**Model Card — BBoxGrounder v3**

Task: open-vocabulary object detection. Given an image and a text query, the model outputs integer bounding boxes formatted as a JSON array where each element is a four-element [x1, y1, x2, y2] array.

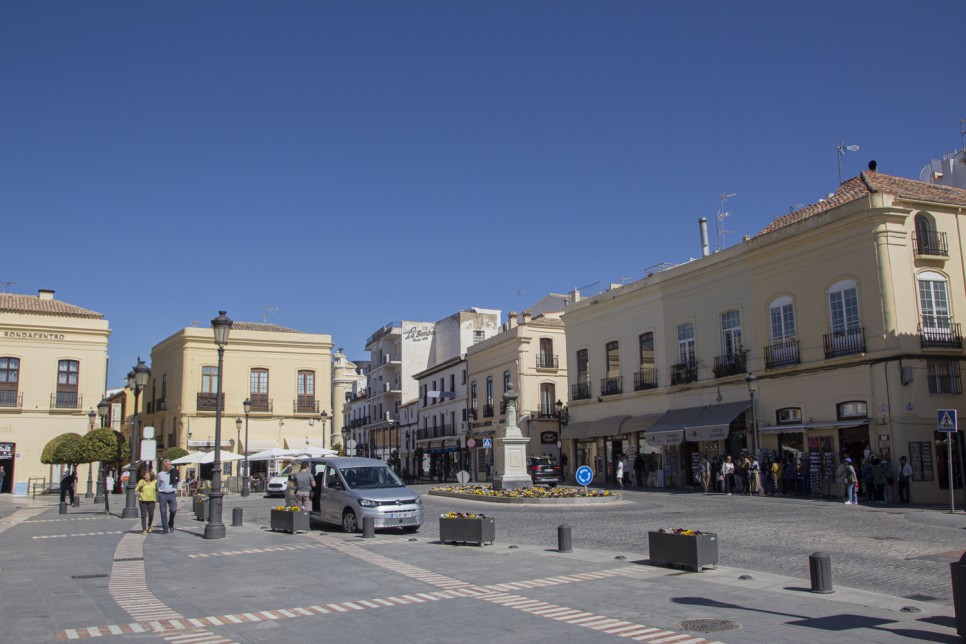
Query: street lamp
[[241, 398, 251, 497], [205, 310, 233, 540], [85, 409, 96, 498], [555, 399, 569, 479], [95, 398, 110, 504], [320, 410, 329, 446], [122, 357, 151, 519], [235, 417, 242, 494], [746, 373, 759, 458]]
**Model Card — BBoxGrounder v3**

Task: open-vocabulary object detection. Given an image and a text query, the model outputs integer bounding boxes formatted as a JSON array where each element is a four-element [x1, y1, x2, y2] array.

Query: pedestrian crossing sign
[[482, 438, 493, 449], [938, 409, 958, 432]]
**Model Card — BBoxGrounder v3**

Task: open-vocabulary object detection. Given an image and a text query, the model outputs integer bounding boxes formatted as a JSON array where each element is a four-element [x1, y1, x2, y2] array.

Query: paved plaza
[[0, 486, 962, 643]]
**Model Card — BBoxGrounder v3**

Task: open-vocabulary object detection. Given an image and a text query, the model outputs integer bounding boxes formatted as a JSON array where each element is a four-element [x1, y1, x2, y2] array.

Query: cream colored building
[[466, 311, 569, 481], [0, 289, 110, 494], [331, 348, 365, 448], [141, 320, 332, 479], [563, 170, 966, 503]]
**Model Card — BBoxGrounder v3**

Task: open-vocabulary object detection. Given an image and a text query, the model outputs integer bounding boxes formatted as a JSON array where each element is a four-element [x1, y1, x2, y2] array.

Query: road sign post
[[939, 409, 959, 513], [575, 465, 593, 497]]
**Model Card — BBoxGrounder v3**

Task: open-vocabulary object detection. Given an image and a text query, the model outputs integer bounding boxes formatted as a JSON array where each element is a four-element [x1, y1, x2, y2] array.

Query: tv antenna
[[575, 281, 600, 296], [1, 281, 16, 293], [514, 289, 527, 311], [837, 141, 861, 184], [262, 306, 278, 323], [716, 193, 736, 251]]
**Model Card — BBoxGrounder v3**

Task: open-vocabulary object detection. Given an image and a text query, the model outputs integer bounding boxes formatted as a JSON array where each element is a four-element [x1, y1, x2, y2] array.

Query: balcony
[[196, 392, 225, 412], [670, 361, 698, 385], [920, 321, 964, 349], [600, 377, 623, 396], [294, 397, 320, 414], [349, 416, 370, 428], [571, 382, 591, 401], [764, 338, 800, 369], [51, 392, 82, 410], [713, 351, 747, 378], [633, 369, 658, 391], [467, 407, 478, 420], [536, 354, 559, 369], [0, 391, 22, 408], [483, 404, 494, 418], [824, 327, 865, 359], [248, 395, 273, 413], [913, 230, 949, 257], [536, 404, 560, 418]]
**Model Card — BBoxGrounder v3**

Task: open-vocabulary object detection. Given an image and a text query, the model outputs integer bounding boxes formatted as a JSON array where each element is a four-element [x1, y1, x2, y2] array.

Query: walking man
[[157, 459, 180, 534], [896, 455, 912, 503], [294, 462, 314, 510]]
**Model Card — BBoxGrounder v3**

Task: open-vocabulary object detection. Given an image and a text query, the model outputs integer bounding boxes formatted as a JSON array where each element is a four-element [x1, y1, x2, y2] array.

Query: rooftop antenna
[[262, 306, 278, 323], [789, 203, 804, 213], [716, 192, 736, 252], [960, 118, 965, 151], [1, 281, 16, 293], [575, 281, 600, 296], [514, 289, 527, 311], [837, 141, 861, 184]]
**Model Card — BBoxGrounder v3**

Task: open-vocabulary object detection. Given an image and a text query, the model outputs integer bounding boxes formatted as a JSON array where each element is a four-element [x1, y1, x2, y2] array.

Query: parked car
[[526, 456, 561, 487], [265, 464, 294, 497], [305, 457, 423, 533]]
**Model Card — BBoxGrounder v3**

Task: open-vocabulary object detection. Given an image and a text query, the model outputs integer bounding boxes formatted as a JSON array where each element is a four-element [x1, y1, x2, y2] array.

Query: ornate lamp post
[[241, 398, 251, 497], [555, 399, 570, 480], [122, 358, 151, 519], [746, 373, 759, 458], [235, 417, 243, 493], [320, 410, 329, 446], [204, 310, 232, 540], [85, 408, 97, 498], [94, 398, 110, 503]]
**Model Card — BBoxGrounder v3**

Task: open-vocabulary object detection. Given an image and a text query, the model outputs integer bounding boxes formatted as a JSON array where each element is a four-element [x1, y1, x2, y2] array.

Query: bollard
[[809, 552, 834, 594], [59, 502, 68, 514], [362, 516, 375, 539], [557, 524, 573, 553], [72, 497, 81, 507], [232, 507, 243, 527], [951, 552, 966, 637]]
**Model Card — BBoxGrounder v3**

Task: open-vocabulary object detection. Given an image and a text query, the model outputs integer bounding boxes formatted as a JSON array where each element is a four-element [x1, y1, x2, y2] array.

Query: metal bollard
[[72, 497, 81, 507], [362, 516, 375, 539], [557, 524, 573, 553], [59, 502, 68, 514], [951, 552, 966, 637], [232, 507, 243, 527], [809, 552, 834, 594]]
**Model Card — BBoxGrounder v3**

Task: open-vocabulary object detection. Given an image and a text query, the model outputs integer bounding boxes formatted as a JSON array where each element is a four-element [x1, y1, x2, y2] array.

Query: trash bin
[[952, 552, 966, 637]]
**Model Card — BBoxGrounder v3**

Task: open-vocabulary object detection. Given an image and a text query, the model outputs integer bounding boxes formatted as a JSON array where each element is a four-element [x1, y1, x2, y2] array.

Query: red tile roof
[[759, 172, 966, 237], [0, 293, 103, 319], [231, 322, 300, 333]]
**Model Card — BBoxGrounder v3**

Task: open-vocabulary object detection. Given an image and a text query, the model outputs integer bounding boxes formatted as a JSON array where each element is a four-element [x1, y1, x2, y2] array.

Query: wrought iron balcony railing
[[713, 351, 747, 378], [823, 327, 865, 359], [196, 392, 224, 412], [0, 391, 22, 408], [536, 354, 559, 369], [670, 361, 697, 385], [294, 397, 319, 414], [920, 321, 964, 349], [764, 338, 799, 369], [600, 377, 623, 396], [51, 392, 82, 410], [633, 369, 658, 391], [571, 382, 591, 401], [913, 230, 949, 257]]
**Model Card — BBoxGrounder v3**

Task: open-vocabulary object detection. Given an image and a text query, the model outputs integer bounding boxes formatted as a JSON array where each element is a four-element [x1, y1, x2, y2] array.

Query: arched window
[[914, 213, 947, 256], [918, 271, 951, 332], [828, 280, 860, 334], [769, 296, 796, 340]]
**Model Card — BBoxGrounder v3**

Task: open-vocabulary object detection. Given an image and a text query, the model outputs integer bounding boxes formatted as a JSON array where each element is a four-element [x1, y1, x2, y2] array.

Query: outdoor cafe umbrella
[[196, 450, 245, 464], [246, 447, 293, 462], [170, 451, 206, 465]]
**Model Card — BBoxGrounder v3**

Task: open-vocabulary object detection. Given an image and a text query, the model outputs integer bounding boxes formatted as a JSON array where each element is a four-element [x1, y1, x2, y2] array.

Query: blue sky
[[3, 1, 965, 386]]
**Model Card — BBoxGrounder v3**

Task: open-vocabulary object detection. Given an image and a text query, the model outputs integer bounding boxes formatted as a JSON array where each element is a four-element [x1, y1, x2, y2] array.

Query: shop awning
[[562, 421, 592, 440], [758, 423, 806, 434], [621, 414, 663, 434], [565, 415, 631, 440], [646, 430, 684, 446], [759, 418, 870, 433], [684, 401, 751, 442], [647, 406, 704, 434]]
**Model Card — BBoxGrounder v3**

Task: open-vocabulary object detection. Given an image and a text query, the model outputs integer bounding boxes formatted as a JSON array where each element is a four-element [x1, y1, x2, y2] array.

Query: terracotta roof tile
[[231, 322, 301, 333], [0, 293, 103, 319]]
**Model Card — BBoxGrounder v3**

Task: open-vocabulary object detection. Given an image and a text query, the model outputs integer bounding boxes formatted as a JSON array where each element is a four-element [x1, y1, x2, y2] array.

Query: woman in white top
[[616, 456, 625, 490], [721, 456, 735, 495]]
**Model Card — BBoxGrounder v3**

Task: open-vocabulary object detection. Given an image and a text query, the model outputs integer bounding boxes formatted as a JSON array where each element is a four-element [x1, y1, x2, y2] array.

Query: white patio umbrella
[[288, 446, 338, 458], [170, 451, 207, 465], [246, 447, 293, 462], [196, 450, 245, 464]]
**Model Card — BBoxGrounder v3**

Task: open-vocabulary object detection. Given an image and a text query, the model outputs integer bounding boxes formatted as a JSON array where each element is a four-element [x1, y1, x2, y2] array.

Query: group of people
[[698, 452, 763, 495], [132, 459, 181, 534], [838, 454, 912, 505]]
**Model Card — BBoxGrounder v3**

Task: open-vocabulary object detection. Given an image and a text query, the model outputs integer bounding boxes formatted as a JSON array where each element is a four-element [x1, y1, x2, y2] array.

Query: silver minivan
[[306, 457, 423, 533]]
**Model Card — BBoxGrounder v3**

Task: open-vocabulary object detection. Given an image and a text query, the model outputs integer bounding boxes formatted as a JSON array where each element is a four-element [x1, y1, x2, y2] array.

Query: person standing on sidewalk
[[294, 462, 314, 510], [136, 471, 157, 534], [896, 456, 912, 503], [843, 458, 858, 504], [60, 467, 76, 504], [157, 459, 180, 534], [721, 456, 735, 495], [634, 452, 645, 489]]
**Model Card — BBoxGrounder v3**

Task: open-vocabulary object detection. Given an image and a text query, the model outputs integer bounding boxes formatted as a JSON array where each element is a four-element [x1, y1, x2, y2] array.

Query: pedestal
[[492, 434, 531, 490]]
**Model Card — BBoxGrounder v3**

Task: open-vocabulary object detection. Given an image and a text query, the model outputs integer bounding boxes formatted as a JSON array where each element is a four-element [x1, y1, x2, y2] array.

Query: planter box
[[271, 509, 310, 534], [647, 531, 718, 572], [193, 497, 209, 522], [439, 517, 495, 546]]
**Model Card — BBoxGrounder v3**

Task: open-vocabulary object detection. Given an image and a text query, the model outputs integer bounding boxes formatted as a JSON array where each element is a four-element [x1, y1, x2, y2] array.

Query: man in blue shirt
[[157, 459, 180, 534]]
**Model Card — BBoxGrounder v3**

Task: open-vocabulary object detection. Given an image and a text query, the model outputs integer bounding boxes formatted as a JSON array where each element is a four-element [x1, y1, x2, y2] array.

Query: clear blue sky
[[3, 1, 964, 387]]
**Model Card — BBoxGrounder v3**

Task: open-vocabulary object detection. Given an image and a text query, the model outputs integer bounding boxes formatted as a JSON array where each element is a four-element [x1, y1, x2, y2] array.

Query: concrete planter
[[270, 509, 310, 534], [193, 497, 209, 522], [439, 517, 495, 546], [648, 531, 718, 572]]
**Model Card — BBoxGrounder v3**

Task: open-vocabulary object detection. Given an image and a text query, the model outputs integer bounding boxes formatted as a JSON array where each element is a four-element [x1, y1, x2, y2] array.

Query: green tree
[[53, 433, 88, 465], [332, 441, 343, 456], [40, 433, 83, 464], [162, 447, 189, 462], [84, 429, 121, 463]]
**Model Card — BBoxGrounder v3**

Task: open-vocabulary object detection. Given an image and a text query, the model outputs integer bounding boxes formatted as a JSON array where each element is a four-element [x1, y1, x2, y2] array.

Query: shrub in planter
[[270, 506, 310, 534], [193, 496, 209, 522], [439, 512, 495, 546], [648, 528, 718, 572]]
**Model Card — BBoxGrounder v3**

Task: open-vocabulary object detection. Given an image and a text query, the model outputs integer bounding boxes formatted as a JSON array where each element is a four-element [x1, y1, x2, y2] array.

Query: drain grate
[[72, 574, 108, 580], [676, 618, 741, 633], [113, 557, 144, 562]]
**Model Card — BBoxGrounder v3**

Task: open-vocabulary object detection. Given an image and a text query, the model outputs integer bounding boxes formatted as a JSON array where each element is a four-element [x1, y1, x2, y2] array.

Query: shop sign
[[0, 442, 13, 459], [684, 425, 729, 442], [540, 431, 558, 444]]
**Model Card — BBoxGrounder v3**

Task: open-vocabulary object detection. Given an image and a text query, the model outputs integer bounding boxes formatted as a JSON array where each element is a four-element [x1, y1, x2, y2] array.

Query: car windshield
[[276, 465, 293, 478], [533, 458, 557, 466], [340, 466, 405, 489]]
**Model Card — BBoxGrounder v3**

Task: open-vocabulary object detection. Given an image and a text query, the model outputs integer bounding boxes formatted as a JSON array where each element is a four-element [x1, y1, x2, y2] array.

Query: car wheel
[[342, 509, 359, 533], [549, 483, 557, 488]]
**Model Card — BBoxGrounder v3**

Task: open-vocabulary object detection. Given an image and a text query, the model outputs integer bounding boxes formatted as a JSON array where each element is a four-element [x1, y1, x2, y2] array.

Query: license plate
[[388, 512, 413, 519]]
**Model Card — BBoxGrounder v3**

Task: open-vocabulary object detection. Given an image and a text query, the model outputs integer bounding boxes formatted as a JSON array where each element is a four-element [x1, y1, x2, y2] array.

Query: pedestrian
[[721, 456, 735, 495], [157, 459, 180, 534], [835, 458, 848, 501], [843, 458, 858, 504], [135, 471, 157, 534], [104, 471, 114, 513], [0, 464, 5, 493], [880, 457, 894, 503], [634, 452, 644, 488], [896, 456, 912, 502], [560, 452, 568, 481], [873, 457, 890, 504], [749, 455, 761, 495], [782, 459, 797, 496], [615, 454, 625, 490], [737, 453, 750, 494], [771, 459, 782, 495], [762, 458, 774, 495], [294, 462, 314, 510], [621, 454, 631, 487], [60, 467, 76, 504], [862, 458, 875, 502], [699, 455, 711, 493]]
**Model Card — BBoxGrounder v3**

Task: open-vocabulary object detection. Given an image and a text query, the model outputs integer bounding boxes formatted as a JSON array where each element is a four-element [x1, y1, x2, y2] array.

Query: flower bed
[[432, 485, 617, 499], [648, 529, 717, 572], [439, 512, 495, 546], [270, 506, 309, 534]]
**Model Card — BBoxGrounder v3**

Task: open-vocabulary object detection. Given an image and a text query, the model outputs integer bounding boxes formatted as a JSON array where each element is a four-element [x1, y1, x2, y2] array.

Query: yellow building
[[142, 320, 332, 480], [0, 289, 110, 494], [563, 171, 966, 503]]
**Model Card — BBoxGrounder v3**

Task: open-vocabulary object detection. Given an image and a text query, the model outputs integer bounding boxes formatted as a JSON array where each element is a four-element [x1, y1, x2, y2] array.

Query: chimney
[[699, 218, 710, 257], [868, 160, 877, 172], [570, 288, 581, 304], [507, 312, 518, 329], [521, 310, 532, 325], [38, 289, 55, 300]]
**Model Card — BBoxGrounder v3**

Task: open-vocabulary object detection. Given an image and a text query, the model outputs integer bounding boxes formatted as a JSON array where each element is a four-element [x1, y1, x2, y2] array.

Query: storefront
[[563, 415, 630, 484]]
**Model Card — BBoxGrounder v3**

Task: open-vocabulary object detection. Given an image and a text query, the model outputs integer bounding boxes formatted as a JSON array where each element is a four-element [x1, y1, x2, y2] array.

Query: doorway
[[0, 442, 13, 493]]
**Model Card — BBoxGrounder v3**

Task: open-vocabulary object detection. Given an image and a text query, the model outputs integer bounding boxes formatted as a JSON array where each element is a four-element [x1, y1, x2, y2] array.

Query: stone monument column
[[492, 383, 531, 490]]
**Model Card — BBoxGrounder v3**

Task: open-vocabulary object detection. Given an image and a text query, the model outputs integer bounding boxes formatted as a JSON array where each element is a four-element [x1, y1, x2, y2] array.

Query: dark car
[[526, 456, 561, 487]]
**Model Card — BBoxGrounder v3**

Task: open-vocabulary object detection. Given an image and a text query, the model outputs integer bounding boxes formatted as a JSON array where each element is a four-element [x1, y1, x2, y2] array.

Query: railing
[[920, 321, 964, 349], [0, 391, 22, 408], [417, 424, 458, 440], [536, 404, 561, 418], [713, 351, 747, 378], [536, 354, 559, 369], [633, 369, 658, 391], [294, 397, 319, 414], [51, 392, 82, 409], [571, 382, 591, 401], [824, 327, 865, 359], [467, 407, 478, 420], [197, 392, 224, 412], [483, 404, 494, 418], [600, 377, 623, 396], [670, 361, 697, 385], [349, 416, 370, 428], [157, 398, 166, 411], [764, 338, 799, 369], [248, 395, 273, 413], [913, 230, 949, 257]]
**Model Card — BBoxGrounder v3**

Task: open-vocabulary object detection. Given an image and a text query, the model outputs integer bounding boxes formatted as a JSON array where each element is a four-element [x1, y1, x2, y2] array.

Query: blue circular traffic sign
[[575, 465, 593, 486]]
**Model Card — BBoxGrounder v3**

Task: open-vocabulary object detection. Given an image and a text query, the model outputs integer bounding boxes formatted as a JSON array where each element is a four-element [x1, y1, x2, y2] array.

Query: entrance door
[[605, 439, 623, 484], [0, 442, 13, 493]]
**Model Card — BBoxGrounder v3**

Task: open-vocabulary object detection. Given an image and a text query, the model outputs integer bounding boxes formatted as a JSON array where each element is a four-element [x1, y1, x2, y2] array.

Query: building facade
[[0, 290, 110, 494], [563, 171, 966, 503]]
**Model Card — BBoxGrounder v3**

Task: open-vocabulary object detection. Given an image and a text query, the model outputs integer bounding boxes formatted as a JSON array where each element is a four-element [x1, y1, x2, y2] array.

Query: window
[[539, 383, 556, 417], [297, 370, 316, 413], [56, 359, 79, 408], [201, 366, 218, 393], [462, 369, 466, 385], [828, 280, 860, 334], [576, 349, 589, 383], [449, 373, 455, 392], [473, 330, 485, 344], [470, 381, 477, 415], [837, 401, 868, 419], [915, 213, 947, 256], [250, 368, 269, 411], [602, 341, 622, 395], [770, 297, 796, 340], [639, 333, 654, 370], [720, 310, 742, 355], [0, 357, 19, 407], [486, 376, 493, 404], [918, 271, 952, 332], [676, 323, 695, 365], [776, 408, 802, 424], [928, 360, 962, 395], [538, 338, 555, 368]]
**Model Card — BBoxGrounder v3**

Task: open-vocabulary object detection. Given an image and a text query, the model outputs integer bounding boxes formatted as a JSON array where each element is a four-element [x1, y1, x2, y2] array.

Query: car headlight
[[413, 497, 422, 505], [358, 499, 378, 507]]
